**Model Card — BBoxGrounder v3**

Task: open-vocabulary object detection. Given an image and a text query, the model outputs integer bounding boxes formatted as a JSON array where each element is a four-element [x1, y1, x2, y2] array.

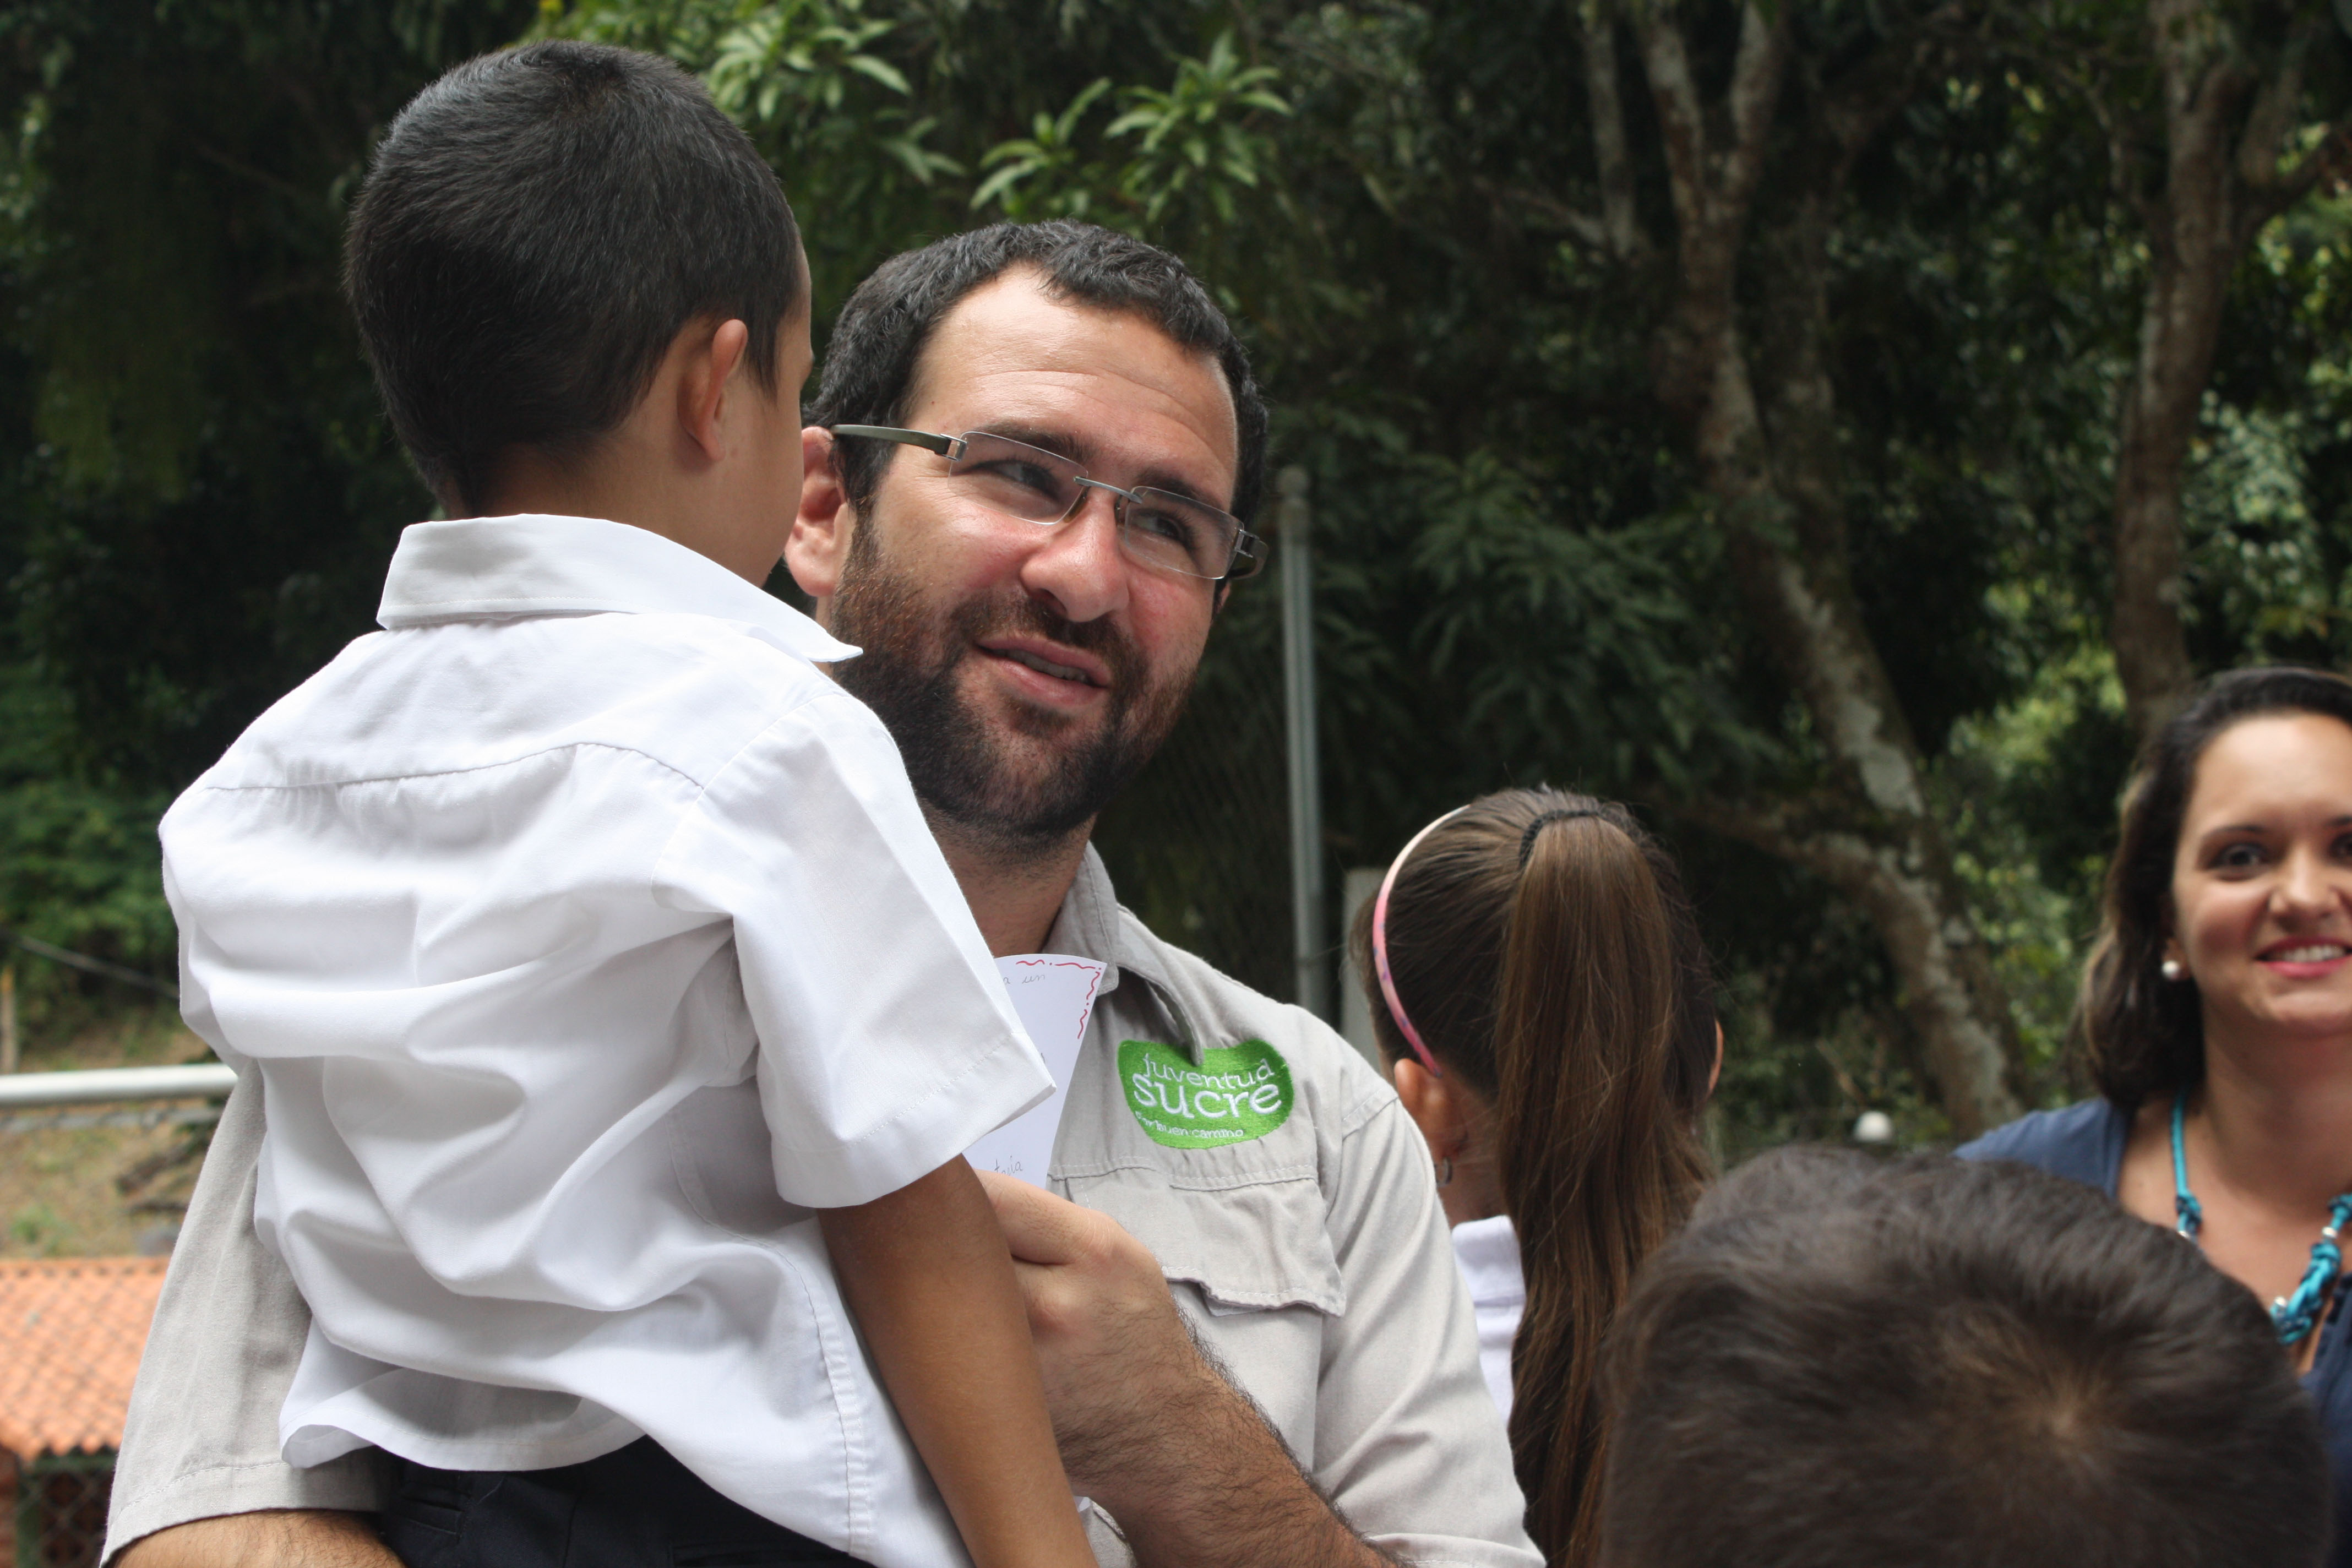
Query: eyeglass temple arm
[[827, 424, 960, 458]]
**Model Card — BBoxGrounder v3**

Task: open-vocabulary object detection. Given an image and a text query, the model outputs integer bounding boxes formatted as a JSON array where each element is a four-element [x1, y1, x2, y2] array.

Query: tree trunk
[[2105, 0, 2348, 738], [1621, 0, 2025, 1136], [2108, 0, 2247, 737]]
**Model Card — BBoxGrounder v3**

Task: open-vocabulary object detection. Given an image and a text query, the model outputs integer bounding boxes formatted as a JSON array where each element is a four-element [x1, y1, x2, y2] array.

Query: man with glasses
[[109, 222, 1537, 1568], [826, 425, 1261, 584]]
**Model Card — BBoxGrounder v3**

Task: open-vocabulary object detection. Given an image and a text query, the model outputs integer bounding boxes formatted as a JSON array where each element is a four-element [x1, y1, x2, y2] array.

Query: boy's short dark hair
[[805, 220, 1268, 527], [1600, 1148, 2331, 1568], [346, 40, 802, 513]]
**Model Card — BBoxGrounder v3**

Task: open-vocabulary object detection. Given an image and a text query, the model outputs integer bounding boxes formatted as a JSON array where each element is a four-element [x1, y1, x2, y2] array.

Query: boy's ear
[[786, 425, 853, 607], [677, 318, 750, 464]]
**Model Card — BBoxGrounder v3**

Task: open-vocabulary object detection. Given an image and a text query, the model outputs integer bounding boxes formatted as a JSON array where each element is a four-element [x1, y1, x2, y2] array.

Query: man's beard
[[827, 520, 1195, 853]]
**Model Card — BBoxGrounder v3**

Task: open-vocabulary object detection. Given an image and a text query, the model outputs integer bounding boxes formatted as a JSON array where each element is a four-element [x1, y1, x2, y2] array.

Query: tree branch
[[1678, 791, 1882, 896], [2266, 117, 2352, 207], [1816, 1, 1970, 178], [2003, 22, 2155, 234], [1719, 0, 1791, 216], [2236, 13, 2352, 238], [1635, 2, 1713, 235], [2235, 9, 2317, 193], [1580, 0, 1650, 260], [1475, 177, 1613, 252]]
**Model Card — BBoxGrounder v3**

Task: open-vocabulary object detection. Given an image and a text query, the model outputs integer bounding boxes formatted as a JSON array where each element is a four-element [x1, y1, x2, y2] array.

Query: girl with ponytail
[[1348, 787, 1718, 1567]]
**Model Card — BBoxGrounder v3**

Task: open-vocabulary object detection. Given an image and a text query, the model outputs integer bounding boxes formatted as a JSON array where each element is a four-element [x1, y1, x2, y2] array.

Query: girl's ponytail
[[1497, 814, 1708, 1564], [1349, 788, 1715, 1566]]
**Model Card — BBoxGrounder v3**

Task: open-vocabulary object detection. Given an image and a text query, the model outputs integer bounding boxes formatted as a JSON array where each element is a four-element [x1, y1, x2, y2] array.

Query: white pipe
[[0, 1063, 238, 1109]]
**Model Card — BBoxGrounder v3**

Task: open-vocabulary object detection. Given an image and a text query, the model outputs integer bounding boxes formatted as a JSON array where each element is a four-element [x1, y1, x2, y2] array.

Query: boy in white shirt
[[157, 40, 1095, 1568]]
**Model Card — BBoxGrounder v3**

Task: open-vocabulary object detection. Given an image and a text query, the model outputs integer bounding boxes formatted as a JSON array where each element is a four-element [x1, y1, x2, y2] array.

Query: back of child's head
[[1599, 1147, 2332, 1568], [345, 40, 802, 514], [1346, 787, 1716, 1563]]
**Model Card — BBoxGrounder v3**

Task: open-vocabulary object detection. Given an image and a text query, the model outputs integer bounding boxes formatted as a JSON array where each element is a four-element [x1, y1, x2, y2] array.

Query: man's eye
[[969, 459, 1064, 497], [1129, 505, 1196, 548]]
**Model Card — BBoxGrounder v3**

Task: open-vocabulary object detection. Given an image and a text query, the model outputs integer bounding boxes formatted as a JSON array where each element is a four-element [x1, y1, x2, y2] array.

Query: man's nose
[[1020, 486, 1130, 626]]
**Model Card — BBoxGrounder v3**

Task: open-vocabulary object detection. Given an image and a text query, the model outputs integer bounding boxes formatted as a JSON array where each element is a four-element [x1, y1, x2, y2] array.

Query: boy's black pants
[[378, 1435, 869, 1567]]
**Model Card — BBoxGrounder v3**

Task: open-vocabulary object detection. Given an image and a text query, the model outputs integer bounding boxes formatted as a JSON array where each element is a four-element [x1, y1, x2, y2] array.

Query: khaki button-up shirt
[[105, 848, 1539, 1568]]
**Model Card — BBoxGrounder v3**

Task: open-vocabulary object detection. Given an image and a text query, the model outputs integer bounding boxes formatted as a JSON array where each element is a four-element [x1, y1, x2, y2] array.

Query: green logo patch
[[1119, 1038, 1293, 1148]]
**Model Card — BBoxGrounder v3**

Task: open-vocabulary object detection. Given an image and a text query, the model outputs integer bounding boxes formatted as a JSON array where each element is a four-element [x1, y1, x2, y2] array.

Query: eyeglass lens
[[946, 431, 1239, 580]]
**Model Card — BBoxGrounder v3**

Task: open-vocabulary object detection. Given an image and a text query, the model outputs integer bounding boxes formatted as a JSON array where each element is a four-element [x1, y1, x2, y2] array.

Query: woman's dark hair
[[806, 220, 1268, 527], [2081, 666, 2352, 1108], [345, 41, 803, 514], [1346, 787, 1717, 1566]]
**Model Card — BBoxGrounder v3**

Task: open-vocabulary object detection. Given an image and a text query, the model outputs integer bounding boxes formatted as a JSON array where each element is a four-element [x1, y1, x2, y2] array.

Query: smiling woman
[[1961, 667, 2352, 1568]]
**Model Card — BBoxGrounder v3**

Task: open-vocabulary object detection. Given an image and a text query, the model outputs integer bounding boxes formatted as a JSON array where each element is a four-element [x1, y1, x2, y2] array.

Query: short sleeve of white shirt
[[656, 684, 1047, 1206]]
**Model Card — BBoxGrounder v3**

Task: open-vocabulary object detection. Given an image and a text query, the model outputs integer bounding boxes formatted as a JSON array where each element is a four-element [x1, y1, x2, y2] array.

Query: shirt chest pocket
[[1060, 1166, 1347, 1319]]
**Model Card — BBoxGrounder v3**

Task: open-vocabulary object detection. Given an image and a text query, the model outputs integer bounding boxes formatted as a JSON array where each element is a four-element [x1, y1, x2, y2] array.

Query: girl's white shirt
[[1450, 1214, 1524, 1420]]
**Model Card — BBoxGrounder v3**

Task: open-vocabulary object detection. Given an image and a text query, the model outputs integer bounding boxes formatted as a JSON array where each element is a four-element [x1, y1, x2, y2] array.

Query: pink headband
[[1371, 805, 1468, 1078]]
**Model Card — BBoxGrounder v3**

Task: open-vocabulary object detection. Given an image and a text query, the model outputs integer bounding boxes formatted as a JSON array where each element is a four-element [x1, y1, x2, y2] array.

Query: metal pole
[[1280, 466, 1326, 1020], [0, 1062, 237, 1109]]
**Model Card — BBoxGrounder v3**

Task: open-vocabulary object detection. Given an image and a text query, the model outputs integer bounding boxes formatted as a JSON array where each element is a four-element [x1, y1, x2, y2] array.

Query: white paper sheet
[[963, 954, 1107, 1187]]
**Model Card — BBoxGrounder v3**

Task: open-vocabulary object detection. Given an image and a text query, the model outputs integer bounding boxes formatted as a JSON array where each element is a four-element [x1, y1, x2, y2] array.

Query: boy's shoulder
[[199, 609, 862, 794]]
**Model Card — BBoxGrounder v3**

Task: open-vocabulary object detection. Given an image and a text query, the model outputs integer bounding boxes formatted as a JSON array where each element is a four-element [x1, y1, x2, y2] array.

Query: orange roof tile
[[0, 1257, 167, 1457]]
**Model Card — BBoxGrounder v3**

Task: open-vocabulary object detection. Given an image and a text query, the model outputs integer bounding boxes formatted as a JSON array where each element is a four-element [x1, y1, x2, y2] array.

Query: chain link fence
[[11, 1453, 112, 1568]]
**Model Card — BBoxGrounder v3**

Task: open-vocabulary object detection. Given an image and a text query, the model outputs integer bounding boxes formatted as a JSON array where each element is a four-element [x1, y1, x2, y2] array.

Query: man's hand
[[979, 1174, 1395, 1568], [113, 1510, 396, 1568], [976, 1170, 1208, 1504]]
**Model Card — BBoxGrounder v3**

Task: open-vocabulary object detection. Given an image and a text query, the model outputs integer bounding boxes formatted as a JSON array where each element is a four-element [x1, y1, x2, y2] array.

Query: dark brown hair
[[1599, 1147, 2331, 1568], [346, 41, 802, 513], [2079, 666, 2352, 1108], [1347, 787, 1716, 1565], [807, 220, 1268, 528]]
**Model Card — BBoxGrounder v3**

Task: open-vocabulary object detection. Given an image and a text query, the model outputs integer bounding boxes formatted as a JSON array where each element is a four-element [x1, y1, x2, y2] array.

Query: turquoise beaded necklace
[[2171, 1097, 2352, 1347]]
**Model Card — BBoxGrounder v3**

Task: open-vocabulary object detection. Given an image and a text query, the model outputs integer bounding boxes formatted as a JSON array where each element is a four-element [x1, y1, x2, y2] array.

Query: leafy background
[[1, 0, 2349, 1162]]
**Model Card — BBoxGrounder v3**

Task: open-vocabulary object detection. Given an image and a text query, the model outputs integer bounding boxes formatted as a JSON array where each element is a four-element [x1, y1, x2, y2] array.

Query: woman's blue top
[[1961, 1100, 2352, 1564]]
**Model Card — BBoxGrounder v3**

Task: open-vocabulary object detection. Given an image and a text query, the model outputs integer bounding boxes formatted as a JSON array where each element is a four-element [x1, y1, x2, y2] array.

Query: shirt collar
[[1450, 1215, 1525, 1307], [1047, 845, 1207, 1061], [377, 515, 857, 665], [1044, 845, 1130, 994]]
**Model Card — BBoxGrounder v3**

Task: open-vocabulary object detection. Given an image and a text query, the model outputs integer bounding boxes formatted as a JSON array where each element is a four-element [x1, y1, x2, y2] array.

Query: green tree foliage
[[5, 0, 2351, 1144], [0, 0, 536, 997]]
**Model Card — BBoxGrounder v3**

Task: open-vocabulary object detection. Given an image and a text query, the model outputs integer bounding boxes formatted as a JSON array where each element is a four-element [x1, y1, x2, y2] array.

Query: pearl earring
[[2161, 959, 2185, 982]]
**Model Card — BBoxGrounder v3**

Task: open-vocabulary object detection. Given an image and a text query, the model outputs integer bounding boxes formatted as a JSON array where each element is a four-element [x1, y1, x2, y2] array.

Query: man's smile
[[977, 635, 1112, 701]]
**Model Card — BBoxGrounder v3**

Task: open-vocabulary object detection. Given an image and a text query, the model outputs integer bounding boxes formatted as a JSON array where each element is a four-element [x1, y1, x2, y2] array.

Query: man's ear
[[786, 425, 853, 607], [676, 318, 750, 464]]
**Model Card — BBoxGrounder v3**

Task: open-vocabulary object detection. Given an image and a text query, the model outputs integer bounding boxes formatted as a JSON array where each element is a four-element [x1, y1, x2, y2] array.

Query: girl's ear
[[1393, 1057, 1474, 1163]]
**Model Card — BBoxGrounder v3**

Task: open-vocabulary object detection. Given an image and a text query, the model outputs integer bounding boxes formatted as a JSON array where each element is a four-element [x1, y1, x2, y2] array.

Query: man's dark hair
[[345, 40, 802, 513], [806, 220, 1267, 526], [1599, 1148, 2331, 1568]]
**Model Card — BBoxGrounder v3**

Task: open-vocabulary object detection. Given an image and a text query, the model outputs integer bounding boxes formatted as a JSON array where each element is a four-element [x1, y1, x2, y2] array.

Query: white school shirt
[[111, 844, 1544, 1568], [157, 515, 1053, 1568], [1451, 1215, 1524, 1419]]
